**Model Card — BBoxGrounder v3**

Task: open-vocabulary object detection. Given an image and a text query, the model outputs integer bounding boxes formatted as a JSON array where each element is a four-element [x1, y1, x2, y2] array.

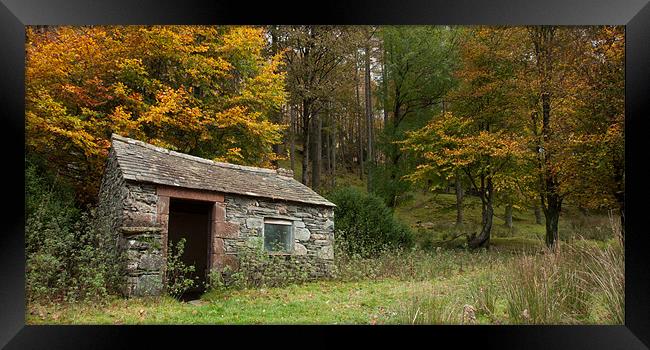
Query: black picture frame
[[1, 0, 649, 348]]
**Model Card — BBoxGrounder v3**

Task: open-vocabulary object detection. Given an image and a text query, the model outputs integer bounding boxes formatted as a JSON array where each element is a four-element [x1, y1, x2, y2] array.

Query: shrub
[[205, 269, 226, 292], [164, 238, 199, 299], [206, 239, 312, 292], [25, 159, 124, 303], [328, 187, 413, 257], [232, 241, 311, 289]]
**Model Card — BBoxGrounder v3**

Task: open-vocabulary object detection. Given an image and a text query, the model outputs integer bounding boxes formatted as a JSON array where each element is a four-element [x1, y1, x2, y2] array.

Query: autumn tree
[[26, 26, 287, 204], [520, 26, 625, 248], [566, 26, 625, 236], [401, 27, 528, 248]]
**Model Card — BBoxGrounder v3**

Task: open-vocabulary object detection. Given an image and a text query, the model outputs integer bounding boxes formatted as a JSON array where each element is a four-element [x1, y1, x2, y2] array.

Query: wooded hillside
[[26, 25, 624, 249]]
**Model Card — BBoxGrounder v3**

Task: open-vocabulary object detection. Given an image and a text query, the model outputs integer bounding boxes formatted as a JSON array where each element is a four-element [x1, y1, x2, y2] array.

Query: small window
[[264, 219, 293, 253], [263, 219, 293, 253]]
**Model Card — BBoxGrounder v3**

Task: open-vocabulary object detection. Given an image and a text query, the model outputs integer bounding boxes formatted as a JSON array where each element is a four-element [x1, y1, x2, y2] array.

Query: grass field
[[28, 279, 451, 325], [28, 243, 622, 325], [27, 168, 622, 325]]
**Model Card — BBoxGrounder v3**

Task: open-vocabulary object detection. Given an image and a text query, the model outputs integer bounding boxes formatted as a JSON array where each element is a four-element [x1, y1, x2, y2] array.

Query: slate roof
[[110, 134, 335, 207]]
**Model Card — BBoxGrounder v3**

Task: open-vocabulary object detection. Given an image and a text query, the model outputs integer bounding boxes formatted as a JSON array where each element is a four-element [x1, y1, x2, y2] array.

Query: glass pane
[[264, 223, 292, 252]]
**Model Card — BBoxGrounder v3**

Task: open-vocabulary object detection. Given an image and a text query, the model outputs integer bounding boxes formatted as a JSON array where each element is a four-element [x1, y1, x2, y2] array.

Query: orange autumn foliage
[[26, 26, 287, 204]]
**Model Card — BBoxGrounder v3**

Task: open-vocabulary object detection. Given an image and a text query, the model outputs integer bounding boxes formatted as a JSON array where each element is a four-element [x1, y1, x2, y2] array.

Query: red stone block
[[212, 237, 225, 255], [212, 202, 226, 222], [214, 221, 240, 238], [210, 254, 240, 272], [157, 195, 170, 215], [157, 186, 224, 202], [211, 252, 224, 270], [157, 213, 169, 228]]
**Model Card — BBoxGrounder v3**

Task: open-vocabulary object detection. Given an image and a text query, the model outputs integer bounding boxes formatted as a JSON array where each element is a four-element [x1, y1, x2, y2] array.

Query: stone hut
[[98, 134, 336, 297]]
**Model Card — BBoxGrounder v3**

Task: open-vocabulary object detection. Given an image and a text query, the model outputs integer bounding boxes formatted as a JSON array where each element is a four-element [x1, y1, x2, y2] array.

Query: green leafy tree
[[376, 26, 459, 206], [401, 27, 529, 248]]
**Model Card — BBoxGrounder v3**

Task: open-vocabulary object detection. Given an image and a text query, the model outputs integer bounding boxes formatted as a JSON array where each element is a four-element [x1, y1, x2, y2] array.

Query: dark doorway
[[167, 198, 212, 299]]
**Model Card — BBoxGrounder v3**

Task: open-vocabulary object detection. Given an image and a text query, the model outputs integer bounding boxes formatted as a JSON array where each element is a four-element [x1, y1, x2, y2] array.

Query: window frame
[[262, 218, 294, 255]]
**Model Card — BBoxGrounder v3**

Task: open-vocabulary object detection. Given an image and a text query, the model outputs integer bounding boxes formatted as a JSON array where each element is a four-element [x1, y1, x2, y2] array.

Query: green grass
[[28, 240, 622, 325], [27, 279, 462, 325], [28, 247, 506, 325]]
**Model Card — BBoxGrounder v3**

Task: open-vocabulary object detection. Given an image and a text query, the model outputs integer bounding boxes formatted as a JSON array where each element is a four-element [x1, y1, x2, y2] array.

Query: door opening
[[167, 198, 212, 300]]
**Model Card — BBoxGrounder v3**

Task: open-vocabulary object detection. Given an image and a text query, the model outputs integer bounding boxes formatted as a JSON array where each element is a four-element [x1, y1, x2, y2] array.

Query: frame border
[[1, 0, 649, 348]]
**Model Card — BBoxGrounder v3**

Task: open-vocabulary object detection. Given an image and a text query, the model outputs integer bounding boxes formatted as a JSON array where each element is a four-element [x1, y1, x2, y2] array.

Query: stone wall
[[99, 153, 335, 296], [119, 181, 163, 296], [98, 154, 164, 297], [120, 226, 164, 296], [97, 148, 128, 235], [220, 194, 336, 280]]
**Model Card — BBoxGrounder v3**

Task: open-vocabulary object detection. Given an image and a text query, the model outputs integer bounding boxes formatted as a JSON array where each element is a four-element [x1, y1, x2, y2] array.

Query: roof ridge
[[109, 133, 336, 207], [111, 134, 277, 175]]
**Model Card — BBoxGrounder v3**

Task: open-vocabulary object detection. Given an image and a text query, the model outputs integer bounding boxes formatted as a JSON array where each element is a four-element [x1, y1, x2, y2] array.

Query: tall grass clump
[[335, 244, 506, 282], [502, 225, 624, 324], [579, 240, 624, 323], [468, 274, 500, 321], [502, 252, 585, 324], [573, 214, 624, 324], [328, 187, 413, 257], [389, 292, 458, 324]]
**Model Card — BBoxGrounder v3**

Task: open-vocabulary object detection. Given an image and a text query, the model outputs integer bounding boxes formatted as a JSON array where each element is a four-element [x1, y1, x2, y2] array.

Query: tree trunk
[[542, 92, 562, 248], [382, 43, 389, 129], [331, 121, 337, 188], [469, 176, 493, 249], [531, 27, 563, 249], [534, 203, 543, 225], [269, 28, 281, 166], [365, 44, 373, 192], [505, 202, 513, 229], [301, 101, 310, 186], [455, 169, 464, 226], [365, 44, 373, 165], [355, 51, 363, 180], [618, 198, 624, 244], [469, 202, 493, 249], [289, 105, 296, 172], [544, 193, 562, 249], [541, 89, 563, 249], [323, 111, 330, 177], [614, 166, 624, 243], [311, 112, 322, 191], [301, 130, 309, 185]]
